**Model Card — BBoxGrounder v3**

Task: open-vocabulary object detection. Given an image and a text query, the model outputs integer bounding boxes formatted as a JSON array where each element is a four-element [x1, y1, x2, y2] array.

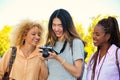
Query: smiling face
[[52, 17, 63, 40], [24, 26, 41, 47], [93, 24, 110, 47]]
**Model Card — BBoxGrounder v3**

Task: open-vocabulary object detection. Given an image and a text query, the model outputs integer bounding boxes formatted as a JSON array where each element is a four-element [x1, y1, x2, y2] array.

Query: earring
[[22, 39, 25, 45]]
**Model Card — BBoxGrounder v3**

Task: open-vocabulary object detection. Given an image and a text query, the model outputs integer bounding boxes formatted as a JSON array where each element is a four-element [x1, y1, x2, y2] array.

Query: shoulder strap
[[115, 48, 120, 78], [59, 40, 67, 53], [8, 47, 17, 74], [71, 39, 73, 55], [71, 39, 84, 80]]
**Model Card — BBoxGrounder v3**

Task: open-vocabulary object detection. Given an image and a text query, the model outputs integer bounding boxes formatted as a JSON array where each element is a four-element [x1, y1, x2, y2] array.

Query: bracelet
[[61, 59, 65, 65]]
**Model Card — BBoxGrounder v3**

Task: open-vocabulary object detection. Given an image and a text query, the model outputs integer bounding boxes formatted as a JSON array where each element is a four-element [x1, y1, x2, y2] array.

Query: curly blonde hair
[[11, 19, 44, 46]]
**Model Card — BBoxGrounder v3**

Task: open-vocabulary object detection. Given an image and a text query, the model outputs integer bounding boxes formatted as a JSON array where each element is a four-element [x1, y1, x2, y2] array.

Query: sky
[[0, 0, 120, 30]]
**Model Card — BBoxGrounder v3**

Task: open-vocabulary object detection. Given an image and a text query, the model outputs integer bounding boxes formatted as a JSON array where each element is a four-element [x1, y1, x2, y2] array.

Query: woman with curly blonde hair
[[0, 20, 48, 80]]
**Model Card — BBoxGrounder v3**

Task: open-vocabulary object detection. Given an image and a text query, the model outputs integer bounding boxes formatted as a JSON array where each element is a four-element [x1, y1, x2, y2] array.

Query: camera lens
[[42, 49, 50, 58], [39, 46, 56, 58]]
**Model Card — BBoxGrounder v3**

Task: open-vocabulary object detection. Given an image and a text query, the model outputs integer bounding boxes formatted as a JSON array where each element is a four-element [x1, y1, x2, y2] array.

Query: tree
[[83, 15, 102, 62], [0, 25, 12, 57]]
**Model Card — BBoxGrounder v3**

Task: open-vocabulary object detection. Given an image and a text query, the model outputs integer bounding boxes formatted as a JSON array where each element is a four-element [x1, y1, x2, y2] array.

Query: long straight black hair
[[46, 9, 84, 47]]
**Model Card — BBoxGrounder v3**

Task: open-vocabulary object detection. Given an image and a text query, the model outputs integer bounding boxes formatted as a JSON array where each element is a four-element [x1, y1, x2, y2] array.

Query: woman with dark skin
[[86, 16, 120, 80]]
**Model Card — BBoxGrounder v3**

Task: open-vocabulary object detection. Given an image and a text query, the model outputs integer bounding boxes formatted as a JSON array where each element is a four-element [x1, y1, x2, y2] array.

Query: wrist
[[61, 59, 65, 65]]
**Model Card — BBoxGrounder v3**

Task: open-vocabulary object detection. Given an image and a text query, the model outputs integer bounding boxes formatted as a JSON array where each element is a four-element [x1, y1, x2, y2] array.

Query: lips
[[55, 31, 61, 35], [93, 40, 98, 45], [33, 39, 39, 43], [93, 40, 97, 43]]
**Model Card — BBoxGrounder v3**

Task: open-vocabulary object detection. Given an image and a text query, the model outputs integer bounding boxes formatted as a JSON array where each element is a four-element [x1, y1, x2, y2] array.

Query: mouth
[[34, 39, 39, 43], [55, 31, 61, 35], [93, 40, 97, 44]]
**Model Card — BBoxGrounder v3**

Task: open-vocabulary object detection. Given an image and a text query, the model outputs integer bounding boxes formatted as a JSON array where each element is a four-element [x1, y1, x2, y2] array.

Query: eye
[[52, 23, 62, 27], [32, 33, 35, 35], [92, 32, 100, 36], [38, 34, 40, 37], [58, 24, 62, 27], [52, 23, 56, 27], [96, 33, 100, 36]]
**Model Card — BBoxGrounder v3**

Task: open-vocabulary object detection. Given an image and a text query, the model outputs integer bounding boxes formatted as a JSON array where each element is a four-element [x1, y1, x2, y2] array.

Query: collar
[[107, 44, 118, 55], [16, 46, 39, 59]]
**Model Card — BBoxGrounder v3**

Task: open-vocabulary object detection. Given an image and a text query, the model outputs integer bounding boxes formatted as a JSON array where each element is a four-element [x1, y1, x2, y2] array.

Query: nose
[[35, 34, 40, 39], [92, 34, 96, 40], [53, 25, 60, 31], [54, 26, 59, 31]]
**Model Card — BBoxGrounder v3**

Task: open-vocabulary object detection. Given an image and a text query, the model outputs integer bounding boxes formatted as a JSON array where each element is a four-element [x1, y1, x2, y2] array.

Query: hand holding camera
[[39, 46, 58, 58]]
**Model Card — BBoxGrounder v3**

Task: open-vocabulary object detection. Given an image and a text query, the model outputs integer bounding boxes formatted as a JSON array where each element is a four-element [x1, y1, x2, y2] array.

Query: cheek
[[98, 37, 107, 46], [25, 34, 33, 41], [59, 27, 63, 32], [60, 30, 63, 34], [98, 37, 105, 43]]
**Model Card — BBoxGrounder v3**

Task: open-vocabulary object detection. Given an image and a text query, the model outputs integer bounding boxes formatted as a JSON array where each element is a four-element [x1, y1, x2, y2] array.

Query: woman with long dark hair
[[40, 9, 85, 80], [86, 16, 120, 80]]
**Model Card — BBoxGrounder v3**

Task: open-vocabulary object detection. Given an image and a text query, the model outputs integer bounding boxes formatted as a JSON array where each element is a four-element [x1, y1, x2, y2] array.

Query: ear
[[23, 36, 26, 40], [23, 33, 27, 39], [105, 34, 110, 41]]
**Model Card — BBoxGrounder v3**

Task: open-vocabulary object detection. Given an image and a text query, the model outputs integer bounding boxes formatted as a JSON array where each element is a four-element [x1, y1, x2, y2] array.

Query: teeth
[[56, 32, 60, 34], [56, 32, 60, 35], [34, 40, 38, 42], [93, 40, 97, 43]]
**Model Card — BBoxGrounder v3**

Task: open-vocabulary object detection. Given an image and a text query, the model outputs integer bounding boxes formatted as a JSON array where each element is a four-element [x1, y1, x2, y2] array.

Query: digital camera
[[40, 46, 58, 58]]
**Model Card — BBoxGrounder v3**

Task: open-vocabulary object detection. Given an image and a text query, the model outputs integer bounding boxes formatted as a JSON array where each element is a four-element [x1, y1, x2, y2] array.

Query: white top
[[86, 44, 120, 80]]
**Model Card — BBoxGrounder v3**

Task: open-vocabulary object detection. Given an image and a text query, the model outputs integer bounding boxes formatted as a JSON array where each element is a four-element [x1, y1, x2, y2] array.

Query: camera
[[39, 46, 58, 58]]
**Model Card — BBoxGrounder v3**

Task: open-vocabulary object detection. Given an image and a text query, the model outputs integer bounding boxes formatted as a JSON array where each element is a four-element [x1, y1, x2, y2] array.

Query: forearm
[[39, 60, 48, 80], [0, 61, 5, 80], [55, 56, 83, 78], [0, 76, 2, 80]]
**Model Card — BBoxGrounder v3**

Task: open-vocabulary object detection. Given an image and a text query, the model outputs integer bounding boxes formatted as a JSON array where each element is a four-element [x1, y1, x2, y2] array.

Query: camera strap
[[59, 40, 67, 54]]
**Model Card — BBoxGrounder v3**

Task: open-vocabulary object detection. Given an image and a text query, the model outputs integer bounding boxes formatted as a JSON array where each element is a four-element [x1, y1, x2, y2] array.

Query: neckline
[[96, 52, 107, 80]]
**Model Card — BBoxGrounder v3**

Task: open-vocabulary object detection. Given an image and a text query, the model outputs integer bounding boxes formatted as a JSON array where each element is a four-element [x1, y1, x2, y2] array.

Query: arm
[[0, 48, 12, 79], [39, 60, 48, 80], [48, 39, 84, 78], [55, 56, 83, 78]]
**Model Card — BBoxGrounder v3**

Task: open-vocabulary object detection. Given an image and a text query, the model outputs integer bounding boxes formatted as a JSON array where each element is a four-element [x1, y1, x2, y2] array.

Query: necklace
[[96, 52, 107, 80]]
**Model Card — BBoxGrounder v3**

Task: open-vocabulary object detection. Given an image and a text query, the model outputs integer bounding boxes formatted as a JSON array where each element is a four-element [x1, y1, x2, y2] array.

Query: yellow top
[[0, 46, 48, 80]]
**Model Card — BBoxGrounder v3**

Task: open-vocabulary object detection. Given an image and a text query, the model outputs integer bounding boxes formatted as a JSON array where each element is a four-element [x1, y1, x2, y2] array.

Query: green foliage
[[0, 25, 12, 57]]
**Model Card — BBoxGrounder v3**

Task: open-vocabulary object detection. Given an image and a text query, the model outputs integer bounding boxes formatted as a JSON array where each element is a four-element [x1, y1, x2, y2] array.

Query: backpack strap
[[2, 47, 17, 80], [8, 47, 17, 76], [115, 48, 120, 79], [71, 39, 84, 80]]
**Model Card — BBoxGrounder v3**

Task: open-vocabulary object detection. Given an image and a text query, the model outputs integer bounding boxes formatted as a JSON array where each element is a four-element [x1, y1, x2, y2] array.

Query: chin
[[93, 43, 98, 46], [55, 33, 61, 36], [32, 43, 38, 46]]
